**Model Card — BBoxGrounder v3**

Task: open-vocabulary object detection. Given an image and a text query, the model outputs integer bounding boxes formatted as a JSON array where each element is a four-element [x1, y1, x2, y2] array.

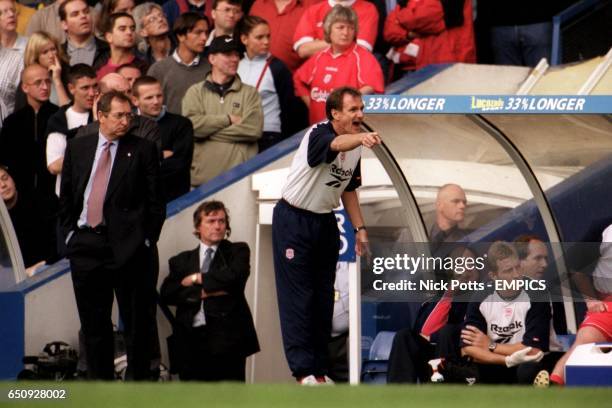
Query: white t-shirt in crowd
[[46, 108, 90, 196]]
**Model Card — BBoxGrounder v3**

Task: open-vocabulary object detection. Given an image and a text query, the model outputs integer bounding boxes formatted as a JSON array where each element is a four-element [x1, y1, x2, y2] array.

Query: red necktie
[[87, 142, 112, 227]]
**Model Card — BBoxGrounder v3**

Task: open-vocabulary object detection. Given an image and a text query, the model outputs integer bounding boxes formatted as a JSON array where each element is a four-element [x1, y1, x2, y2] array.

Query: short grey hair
[[323, 4, 358, 44], [132, 2, 163, 52]]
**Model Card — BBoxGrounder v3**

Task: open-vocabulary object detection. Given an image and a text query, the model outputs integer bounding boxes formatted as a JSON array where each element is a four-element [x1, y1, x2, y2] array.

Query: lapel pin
[[127, 152, 132, 157]]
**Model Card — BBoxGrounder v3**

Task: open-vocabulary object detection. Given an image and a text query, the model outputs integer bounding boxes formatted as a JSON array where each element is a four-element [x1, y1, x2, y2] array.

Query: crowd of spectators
[[2, 0, 575, 132], [3, 0, 585, 165]]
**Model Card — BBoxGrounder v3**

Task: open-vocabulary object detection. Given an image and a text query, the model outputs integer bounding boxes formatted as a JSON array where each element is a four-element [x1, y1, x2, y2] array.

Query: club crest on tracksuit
[[286, 248, 295, 259]]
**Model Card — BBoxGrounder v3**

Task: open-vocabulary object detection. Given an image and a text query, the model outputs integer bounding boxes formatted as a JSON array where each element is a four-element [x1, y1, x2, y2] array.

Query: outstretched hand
[[360, 132, 381, 148]]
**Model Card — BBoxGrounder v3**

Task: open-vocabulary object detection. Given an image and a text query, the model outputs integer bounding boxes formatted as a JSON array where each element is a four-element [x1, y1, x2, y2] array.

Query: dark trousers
[[272, 200, 340, 378], [474, 351, 563, 384], [475, 361, 543, 384], [387, 324, 462, 383], [147, 247, 161, 378], [68, 229, 156, 380], [490, 22, 552, 67], [328, 332, 349, 383], [178, 328, 246, 382]]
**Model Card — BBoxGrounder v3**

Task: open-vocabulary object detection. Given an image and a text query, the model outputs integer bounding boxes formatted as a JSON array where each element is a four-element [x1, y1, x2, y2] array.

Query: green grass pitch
[[2, 383, 612, 408]]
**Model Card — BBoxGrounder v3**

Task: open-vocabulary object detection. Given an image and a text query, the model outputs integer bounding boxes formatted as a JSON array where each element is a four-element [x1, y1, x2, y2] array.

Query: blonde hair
[[23, 31, 68, 67]]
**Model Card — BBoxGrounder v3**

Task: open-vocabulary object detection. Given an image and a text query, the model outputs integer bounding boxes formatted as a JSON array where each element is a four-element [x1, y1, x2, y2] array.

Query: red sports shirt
[[294, 43, 384, 124], [293, 0, 379, 53]]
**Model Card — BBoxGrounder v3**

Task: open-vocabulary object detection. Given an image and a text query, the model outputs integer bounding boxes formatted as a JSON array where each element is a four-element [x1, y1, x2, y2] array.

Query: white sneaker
[[298, 375, 319, 386], [320, 375, 335, 385], [428, 358, 445, 383]]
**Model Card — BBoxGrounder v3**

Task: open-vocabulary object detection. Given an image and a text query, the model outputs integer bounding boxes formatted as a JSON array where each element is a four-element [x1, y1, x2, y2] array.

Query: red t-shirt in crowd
[[96, 55, 148, 80], [293, 0, 379, 53], [250, 0, 320, 72], [294, 43, 384, 124]]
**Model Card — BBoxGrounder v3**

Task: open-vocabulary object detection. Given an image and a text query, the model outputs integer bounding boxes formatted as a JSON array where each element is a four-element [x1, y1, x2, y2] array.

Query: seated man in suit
[[160, 200, 260, 381]]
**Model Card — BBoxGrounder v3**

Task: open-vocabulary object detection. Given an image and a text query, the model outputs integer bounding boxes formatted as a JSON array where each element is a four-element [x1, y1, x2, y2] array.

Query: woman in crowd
[[293, 5, 384, 124], [238, 15, 307, 151], [23, 31, 70, 106], [0, 0, 28, 54]]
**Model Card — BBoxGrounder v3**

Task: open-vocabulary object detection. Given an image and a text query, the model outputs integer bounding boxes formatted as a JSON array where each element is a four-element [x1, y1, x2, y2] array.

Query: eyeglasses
[[0, 7, 17, 17], [144, 12, 166, 26], [28, 79, 52, 87], [104, 111, 134, 121], [215, 7, 242, 15]]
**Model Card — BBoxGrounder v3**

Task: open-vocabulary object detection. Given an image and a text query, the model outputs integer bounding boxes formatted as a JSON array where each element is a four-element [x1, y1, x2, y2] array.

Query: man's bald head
[[99, 73, 130, 95], [21, 64, 48, 83], [21, 64, 51, 106], [435, 183, 467, 231]]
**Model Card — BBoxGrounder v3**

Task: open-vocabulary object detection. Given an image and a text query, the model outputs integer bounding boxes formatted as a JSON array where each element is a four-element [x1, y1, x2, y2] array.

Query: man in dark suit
[[59, 90, 165, 380], [160, 200, 259, 382]]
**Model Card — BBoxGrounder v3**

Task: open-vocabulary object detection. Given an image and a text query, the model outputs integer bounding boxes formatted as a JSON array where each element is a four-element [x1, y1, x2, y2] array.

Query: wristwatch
[[488, 340, 497, 352], [354, 225, 367, 234], [191, 274, 198, 284]]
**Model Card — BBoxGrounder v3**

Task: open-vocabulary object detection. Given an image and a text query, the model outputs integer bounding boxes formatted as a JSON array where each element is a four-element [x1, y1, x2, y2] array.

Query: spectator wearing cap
[[148, 12, 211, 115], [182, 35, 262, 186]]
